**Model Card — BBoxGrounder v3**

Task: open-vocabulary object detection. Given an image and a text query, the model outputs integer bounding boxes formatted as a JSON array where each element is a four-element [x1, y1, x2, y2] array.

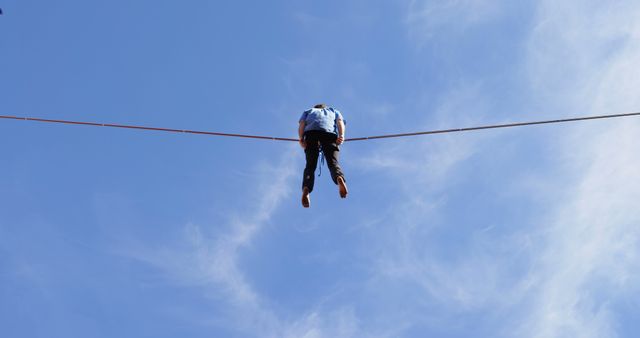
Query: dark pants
[[302, 130, 345, 192]]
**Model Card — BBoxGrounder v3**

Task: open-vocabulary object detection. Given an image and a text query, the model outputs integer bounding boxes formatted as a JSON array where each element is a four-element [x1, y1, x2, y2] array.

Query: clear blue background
[[2, 1, 640, 337]]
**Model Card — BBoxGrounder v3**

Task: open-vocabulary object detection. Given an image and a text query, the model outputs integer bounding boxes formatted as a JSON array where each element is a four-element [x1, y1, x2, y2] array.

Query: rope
[[1, 112, 639, 142], [318, 146, 325, 177], [346, 111, 640, 141], [0, 115, 298, 141]]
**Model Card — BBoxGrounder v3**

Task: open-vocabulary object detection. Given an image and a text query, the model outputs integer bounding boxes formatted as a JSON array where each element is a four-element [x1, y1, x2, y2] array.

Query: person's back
[[298, 104, 348, 208], [301, 106, 342, 135]]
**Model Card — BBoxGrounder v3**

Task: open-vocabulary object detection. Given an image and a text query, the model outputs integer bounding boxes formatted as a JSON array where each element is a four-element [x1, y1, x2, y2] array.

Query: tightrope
[[347, 112, 640, 141], [1, 112, 639, 142], [0, 115, 299, 141]]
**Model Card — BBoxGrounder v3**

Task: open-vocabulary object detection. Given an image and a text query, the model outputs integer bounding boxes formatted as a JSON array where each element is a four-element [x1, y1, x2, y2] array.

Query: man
[[298, 103, 348, 208]]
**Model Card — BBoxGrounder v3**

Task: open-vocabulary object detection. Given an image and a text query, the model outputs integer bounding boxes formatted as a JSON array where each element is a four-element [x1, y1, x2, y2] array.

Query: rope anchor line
[[1, 112, 639, 142]]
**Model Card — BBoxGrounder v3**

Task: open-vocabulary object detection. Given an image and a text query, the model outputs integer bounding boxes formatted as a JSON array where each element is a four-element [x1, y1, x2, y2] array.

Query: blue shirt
[[299, 107, 344, 135]]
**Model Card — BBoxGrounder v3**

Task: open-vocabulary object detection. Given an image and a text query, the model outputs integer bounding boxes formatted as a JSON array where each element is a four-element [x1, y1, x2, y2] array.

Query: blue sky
[[2, 1, 640, 337]]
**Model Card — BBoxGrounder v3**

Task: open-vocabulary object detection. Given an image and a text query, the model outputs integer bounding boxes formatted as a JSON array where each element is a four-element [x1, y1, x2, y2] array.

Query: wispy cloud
[[121, 146, 299, 335], [281, 308, 363, 338], [407, 0, 505, 41], [518, 123, 640, 338], [516, 1, 640, 337], [352, 84, 507, 315], [351, 83, 487, 190], [119, 145, 382, 337], [355, 1, 640, 337]]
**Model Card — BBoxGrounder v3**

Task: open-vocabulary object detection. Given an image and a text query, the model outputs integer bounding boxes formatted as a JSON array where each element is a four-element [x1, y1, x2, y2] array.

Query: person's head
[[314, 103, 327, 109]]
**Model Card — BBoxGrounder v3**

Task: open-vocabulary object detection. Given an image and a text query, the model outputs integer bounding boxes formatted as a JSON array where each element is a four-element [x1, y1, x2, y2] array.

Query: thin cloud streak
[[407, 0, 504, 41], [517, 1, 640, 337], [351, 1, 640, 337], [121, 145, 377, 337], [121, 146, 299, 335], [521, 123, 640, 338], [354, 84, 511, 316]]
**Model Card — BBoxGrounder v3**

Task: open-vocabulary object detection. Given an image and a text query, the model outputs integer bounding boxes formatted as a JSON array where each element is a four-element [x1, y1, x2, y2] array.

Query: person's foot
[[301, 187, 311, 208], [337, 176, 348, 198]]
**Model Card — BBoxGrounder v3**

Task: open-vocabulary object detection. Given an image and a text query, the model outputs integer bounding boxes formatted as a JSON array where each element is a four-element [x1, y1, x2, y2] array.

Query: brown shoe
[[337, 176, 348, 198], [301, 187, 311, 208]]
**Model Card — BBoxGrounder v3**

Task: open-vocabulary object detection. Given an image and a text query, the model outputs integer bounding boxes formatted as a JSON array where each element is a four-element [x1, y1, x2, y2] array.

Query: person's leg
[[302, 131, 320, 207], [319, 133, 348, 198]]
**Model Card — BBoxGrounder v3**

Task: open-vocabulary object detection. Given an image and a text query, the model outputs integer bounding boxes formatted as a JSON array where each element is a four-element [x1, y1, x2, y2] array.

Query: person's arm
[[336, 119, 345, 145], [298, 121, 306, 149]]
